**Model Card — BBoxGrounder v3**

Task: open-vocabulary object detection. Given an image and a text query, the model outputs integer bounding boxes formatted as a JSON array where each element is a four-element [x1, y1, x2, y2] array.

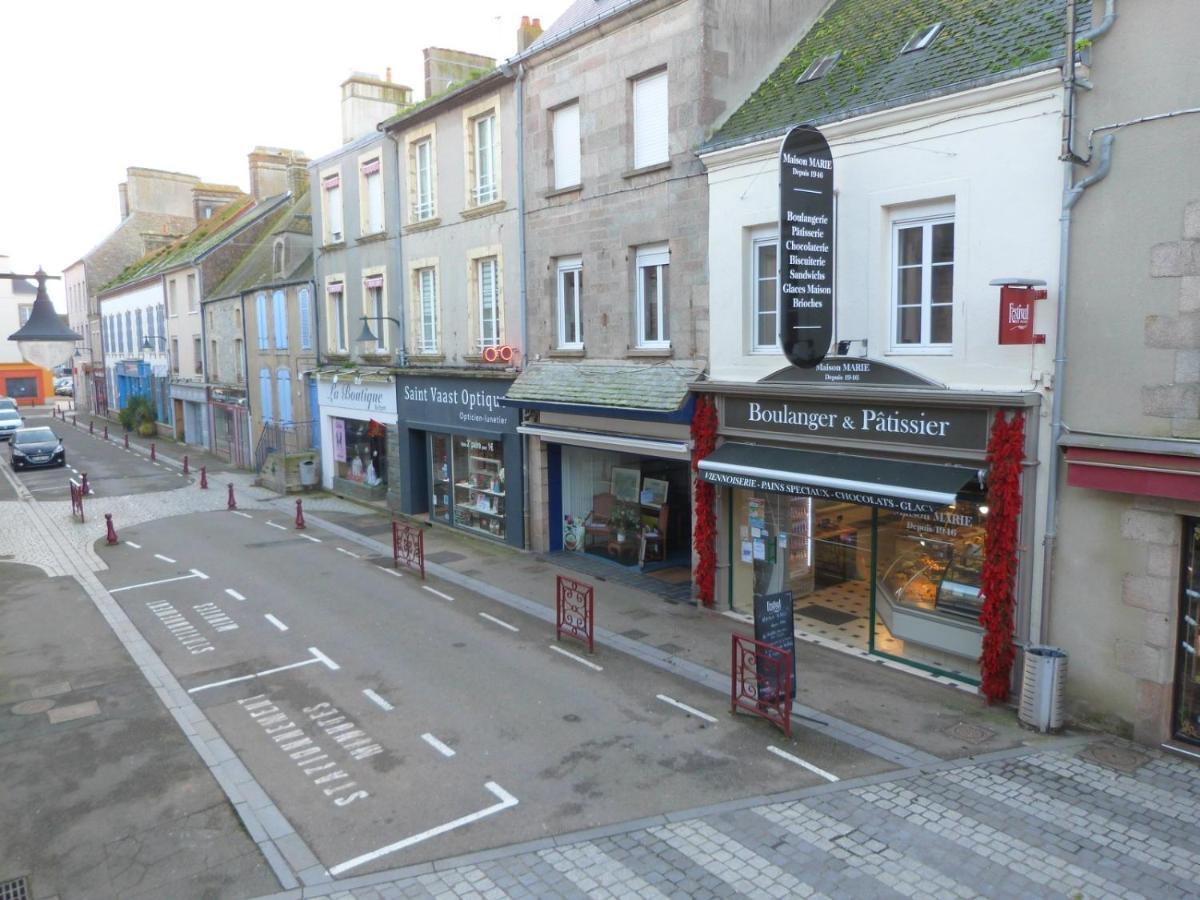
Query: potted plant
[[610, 500, 642, 543], [118, 394, 158, 437]]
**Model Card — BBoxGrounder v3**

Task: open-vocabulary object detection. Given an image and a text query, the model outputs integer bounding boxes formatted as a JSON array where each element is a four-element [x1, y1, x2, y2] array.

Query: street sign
[[754, 591, 797, 699]]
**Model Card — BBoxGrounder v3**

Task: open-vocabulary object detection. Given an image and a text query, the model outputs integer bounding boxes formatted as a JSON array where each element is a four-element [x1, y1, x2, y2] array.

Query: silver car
[[0, 408, 22, 441]]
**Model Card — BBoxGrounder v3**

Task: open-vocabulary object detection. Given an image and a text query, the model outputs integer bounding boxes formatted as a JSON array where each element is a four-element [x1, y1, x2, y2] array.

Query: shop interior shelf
[[470, 455, 500, 466], [456, 482, 505, 496]]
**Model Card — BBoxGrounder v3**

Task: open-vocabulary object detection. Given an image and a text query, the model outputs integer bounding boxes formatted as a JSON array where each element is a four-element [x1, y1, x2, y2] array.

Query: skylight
[[795, 51, 842, 84], [902, 23, 943, 53]]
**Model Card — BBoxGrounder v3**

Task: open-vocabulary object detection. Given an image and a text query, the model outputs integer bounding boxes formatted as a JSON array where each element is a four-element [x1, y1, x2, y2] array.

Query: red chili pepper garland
[[978, 410, 1025, 703], [691, 394, 719, 607]]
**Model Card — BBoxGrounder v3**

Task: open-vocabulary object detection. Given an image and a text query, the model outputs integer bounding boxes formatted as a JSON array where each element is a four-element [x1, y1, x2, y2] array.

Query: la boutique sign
[[323, 380, 393, 414]]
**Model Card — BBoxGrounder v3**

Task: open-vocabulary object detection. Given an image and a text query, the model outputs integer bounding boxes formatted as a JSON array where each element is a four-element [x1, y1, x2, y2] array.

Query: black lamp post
[[4, 268, 82, 370], [354, 315, 402, 347], [141, 333, 169, 352]]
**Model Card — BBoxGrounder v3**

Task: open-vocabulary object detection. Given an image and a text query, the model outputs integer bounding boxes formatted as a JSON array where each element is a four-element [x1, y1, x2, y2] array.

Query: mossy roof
[[506, 361, 704, 412], [705, 0, 1088, 152], [208, 192, 313, 301]]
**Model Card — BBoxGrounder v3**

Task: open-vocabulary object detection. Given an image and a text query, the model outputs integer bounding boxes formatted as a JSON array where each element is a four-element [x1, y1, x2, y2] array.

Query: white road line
[[656, 694, 718, 724], [423, 586, 454, 602], [109, 572, 204, 593], [336, 547, 361, 558], [308, 646, 341, 671], [327, 782, 517, 876], [264, 613, 288, 632], [225, 588, 246, 601], [153, 553, 176, 563], [766, 745, 839, 782], [233, 511, 253, 519], [363, 688, 394, 711], [376, 565, 403, 578], [266, 521, 287, 531], [190, 569, 209, 580], [549, 644, 603, 671], [186, 656, 321, 694], [479, 612, 519, 632], [300, 534, 321, 543], [125, 541, 142, 549], [421, 732, 456, 757]]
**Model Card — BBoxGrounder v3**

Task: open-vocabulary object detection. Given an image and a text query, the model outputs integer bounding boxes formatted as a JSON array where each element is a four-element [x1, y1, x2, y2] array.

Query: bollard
[[227, 483, 237, 511], [81, 472, 89, 495], [150, 442, 156, 462], [182, 455, 189, 475], [72, 414, 77, 427], [199, 466, 208, 489], [124, 433, 129, 449], [103, 425, 108, 440], [295, 498, 306, 529], [89, 420, 94, 435], [104, 513, 118, 545]]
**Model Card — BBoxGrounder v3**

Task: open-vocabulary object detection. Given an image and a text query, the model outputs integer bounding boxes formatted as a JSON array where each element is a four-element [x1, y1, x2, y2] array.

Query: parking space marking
[[362, 689, 394, 711], [549, 644, 603, 671], [109, 572, 206, 593], [300, 534, 321, 543], [234, 511, 253, 519], [656, 694, 718, 724], [225, 588, 246, 601], [479, 612, 519, 632], [309, 646, 341, 670], [336, 547, 361, 559], [190, 568, 209, 579], [265, 613, 289, 632], [193, 602, 239, 632], [187, 655, 323, 694], [153, 553, 177, 563], [266, 521, 287, 531], [766, 745, 839, 782], [327, 781, 518, 876], [423, 586, 454, 602], [126, 541, 142, 549], [376, 565, 403, 578], [421, 732, 456, 758], [148, 601, 215, 655]]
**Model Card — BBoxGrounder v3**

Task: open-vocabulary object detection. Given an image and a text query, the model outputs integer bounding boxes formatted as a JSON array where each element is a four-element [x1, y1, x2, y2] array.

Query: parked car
[[54, 377, 74, 396], [0, 397, 18, 414], [9, 427, 65, 469], [0, 408, 23, 441]]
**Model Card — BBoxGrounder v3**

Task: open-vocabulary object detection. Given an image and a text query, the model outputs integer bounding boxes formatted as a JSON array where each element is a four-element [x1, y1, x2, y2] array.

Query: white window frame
[[326, 276, 347, 353], [556, 256, 583, 349], [635, 243, 670, 349], [321, 167, 344, 244], [473, 113, 498, 205], [167, 279, 177, 317], [632, 69, 668, 169], [750, 229, 780, 353], [552, 101, 581, 190], [407, 125, 437, 223], [476, 256, 501, 350], [362, 269, 388, 353], [889, 208, 955, 353], [186, 273, 198, 313], [462, 96, 501, 209], [414, 264, 439, 355], [360, 153, 385, 235]]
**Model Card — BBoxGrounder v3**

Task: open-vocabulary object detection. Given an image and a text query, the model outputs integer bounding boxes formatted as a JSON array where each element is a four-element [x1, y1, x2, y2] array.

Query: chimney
[[248, 147, 311, 201], [341, 72, 413, 144], [118, 182, 129, 219], [517, 16, 542, 53]]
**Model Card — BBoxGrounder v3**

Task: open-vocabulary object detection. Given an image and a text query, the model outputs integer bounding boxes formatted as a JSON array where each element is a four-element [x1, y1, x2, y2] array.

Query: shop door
[[430, 433, 451, 523], [1174, 520, 1200, 745], [173, 399, 185, 439]]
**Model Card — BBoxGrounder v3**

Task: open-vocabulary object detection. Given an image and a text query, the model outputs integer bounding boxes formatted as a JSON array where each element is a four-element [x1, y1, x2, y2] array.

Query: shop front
[[698, 367, 1038, 685], [209, 387, 251, 468], [396, 372, 523, 548], [317, 373, 397, 507], [171, 381, 209, 446]]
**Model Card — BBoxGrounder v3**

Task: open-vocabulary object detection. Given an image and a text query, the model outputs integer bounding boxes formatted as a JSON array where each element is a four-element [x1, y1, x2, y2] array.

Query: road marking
[[187, 656, 322, 694], [549, 644, 603, 671], [126, 541, 142, 549], [265, 613, 288, 631], [335, 547, 361, 558], [421, 732, 456, 757], [225, 588, 246, 602], [479, 612, 519, 632], [193, 602, 239, 632], [376, 565, 403, 578], [328, 782, 518, 876], [300, 534, 321, 543], [309, 646, 340, 671], [266, 521, 287, 531], [234, 511, 253, 519], [154, 553, 176, 563], [190, 568, 209, 580], [109, 572, 206, 593], [656, 694, 718, 723], [362, 688, 394, 711], [766, 745, 839, 782], [423, 586, 454, 602]]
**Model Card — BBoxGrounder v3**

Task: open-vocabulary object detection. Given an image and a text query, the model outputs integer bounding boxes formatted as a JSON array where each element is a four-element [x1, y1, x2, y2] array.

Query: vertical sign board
[[779, 125, 835, 368], [754, 591, 797, 699]]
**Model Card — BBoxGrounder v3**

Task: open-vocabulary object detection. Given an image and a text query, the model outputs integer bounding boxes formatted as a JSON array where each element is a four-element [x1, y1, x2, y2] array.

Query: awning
[[699, 442, 980, 514], [1064, 446, 1200, 502], [518, 424, 691, 461]]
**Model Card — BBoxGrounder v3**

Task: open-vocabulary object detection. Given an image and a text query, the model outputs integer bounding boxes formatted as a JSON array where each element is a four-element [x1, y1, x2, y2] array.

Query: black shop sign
[[754, 591, 797, 700]]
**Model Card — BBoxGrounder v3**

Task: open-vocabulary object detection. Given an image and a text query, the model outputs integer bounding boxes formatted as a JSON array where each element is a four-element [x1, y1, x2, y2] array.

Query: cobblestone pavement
[[274, 742, 1199, 900]]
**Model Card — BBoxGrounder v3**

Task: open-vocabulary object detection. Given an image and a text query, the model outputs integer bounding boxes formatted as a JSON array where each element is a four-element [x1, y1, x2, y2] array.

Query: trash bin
[[298, 458, 318, 487], [1018, 645, 1068, 732]]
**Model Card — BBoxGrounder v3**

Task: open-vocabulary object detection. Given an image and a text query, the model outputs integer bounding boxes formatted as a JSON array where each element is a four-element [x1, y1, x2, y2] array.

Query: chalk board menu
[[754, 591, 797, 699], [779, 125, 834, 369]]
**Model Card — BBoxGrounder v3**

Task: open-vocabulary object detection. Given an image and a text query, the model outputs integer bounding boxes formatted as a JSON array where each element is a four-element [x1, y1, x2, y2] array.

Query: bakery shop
[[695, 361, 1039, 685]]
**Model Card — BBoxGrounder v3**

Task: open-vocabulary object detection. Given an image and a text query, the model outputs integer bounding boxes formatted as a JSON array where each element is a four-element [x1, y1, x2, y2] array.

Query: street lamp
[[4, 268, 82, 370], [354, 315, 401, 347], [141, 333, 169, 352]]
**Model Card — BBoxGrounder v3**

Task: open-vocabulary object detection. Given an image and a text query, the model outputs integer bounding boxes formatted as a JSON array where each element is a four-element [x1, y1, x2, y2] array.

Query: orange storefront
[[0, 363, 54, 406]]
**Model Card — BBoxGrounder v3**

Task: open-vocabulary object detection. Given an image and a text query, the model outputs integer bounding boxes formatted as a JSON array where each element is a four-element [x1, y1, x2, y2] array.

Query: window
[[135, 309, 144, 352], [796, 51, 842, 84], [751, 233, 780, 352], [322, 172, 343, 243], [472, 113, 498, 204], [156, 306, 165, 347], [477, 257, 500, 349], [255, 292, 269, 350], [363, 274, 386, 353], [552, 102, 581, 189], [124, 312, 132, 355], [234, 339, 245, 383], [187, 273, 197, 312], [902, 23, 943, 53], [413, 137, 435, 221], [272, 290, 288, 350], [276, 368, 292, 425], [167, 279, 177, 316], [362, 157, 384, 234], [299, 288, 312, 350], [194, 337, 203, 375], [556, 257, 583, 348], [259, 367, 273, 423], [632, 70, 668, 169], [171, 337, 180, 374], [211, 340, 218, 377], [273, 239, 286, 276], [635, 243, 670, 348], [892, 215, 955, 349], [327, 282, 346, 352], [417, 268, 438, 354]]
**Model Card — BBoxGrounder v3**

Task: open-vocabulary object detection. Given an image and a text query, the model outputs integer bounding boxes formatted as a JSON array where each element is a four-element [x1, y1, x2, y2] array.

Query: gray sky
[[0, 0, 571, 307]]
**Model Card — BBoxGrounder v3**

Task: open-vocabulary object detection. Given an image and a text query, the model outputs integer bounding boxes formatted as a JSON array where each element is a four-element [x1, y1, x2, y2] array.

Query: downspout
[[382, 130, 408, 367]]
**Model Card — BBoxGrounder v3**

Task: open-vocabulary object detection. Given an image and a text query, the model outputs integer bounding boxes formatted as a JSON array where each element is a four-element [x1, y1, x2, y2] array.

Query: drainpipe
[[383, 131, 408, 368], [1081, 0, 1117, 42]]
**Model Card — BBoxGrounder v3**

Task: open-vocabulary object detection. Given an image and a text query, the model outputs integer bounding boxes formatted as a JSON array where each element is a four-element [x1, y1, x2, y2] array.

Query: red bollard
[[150, 442, 156, 462], [103, 425, 108, 440], [226, 483, 237, 511], [71, 414, 76, 426], [89, 420, 94, 435], [105, 513, 118, 545], [124, 432, 129, 449], [199, 466, 208, 489], [81, 472, 89, 495], [295, 498, 306, 529], [182, 455, 189, 475]]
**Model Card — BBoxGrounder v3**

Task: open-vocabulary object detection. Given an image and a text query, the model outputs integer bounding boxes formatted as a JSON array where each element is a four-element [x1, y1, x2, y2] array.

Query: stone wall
[[1146, 201, 1200, 438]]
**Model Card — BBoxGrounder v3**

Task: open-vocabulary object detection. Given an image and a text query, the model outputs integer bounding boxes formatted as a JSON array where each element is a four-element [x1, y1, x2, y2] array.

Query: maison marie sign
[[779, 125, 834, 369]]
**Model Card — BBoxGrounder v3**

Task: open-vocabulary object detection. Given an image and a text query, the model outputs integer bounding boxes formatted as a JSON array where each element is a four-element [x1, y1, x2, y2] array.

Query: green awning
[[698, 442, 980, 514]]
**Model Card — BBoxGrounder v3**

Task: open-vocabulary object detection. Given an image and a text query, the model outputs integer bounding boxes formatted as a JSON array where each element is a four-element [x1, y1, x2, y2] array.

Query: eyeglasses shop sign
[[725, 397, 989, 451]]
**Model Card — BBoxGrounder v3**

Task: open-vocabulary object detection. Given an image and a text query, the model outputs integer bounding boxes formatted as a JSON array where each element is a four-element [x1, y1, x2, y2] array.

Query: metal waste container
[[299, 458, 318, 487], [1018, 645, 1067, 732]]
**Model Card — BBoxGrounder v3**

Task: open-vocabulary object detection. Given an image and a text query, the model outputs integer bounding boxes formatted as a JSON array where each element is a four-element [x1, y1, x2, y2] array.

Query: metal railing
[[254, 420, 316, 473]]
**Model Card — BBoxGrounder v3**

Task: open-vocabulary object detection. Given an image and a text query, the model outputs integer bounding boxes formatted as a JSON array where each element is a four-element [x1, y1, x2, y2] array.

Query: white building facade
[[98, 279, 169, 418]]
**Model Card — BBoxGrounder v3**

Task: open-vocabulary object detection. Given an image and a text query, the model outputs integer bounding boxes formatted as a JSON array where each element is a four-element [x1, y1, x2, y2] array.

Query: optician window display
[[429, 433, 506, 539]]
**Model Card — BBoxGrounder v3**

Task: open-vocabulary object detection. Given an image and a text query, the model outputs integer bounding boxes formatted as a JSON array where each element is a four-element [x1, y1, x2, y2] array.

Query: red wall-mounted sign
[[998, 285, 1047, 345], [481, 344, 518, 363]]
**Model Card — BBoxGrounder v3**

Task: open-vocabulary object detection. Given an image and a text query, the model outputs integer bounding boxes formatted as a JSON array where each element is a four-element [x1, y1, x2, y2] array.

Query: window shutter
[[276, 368, 292, 425], [259, 367, 273, 423], [256, 294, 269, 349], [299, 289, 312, 349], [273, 290, 288, 350], [553, 103, 581, 189], [633, 71, 668, 169]]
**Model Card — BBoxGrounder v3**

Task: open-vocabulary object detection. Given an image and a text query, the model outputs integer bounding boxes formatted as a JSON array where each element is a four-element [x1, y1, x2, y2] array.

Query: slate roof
[[208, 192, 313, 301], [705, 0, 1088, 152], [505, 361, 703, 412]]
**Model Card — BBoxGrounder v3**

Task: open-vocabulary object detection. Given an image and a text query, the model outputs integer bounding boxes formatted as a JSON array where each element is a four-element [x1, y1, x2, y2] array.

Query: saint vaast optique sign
[[779, 125, 834, 368]]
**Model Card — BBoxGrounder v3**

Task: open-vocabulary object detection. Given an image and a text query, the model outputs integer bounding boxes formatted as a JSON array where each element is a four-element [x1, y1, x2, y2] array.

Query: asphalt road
[[94, 510, 894, 879]]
